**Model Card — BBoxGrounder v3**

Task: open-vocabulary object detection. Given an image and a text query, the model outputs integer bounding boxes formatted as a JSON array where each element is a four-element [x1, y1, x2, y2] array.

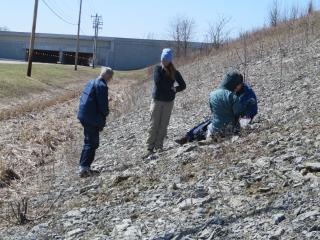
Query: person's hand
[[246, 98, 255, 105], [171, 87, 176, 92], [108, 97, 113, 102], [100, 119, 106, 132]]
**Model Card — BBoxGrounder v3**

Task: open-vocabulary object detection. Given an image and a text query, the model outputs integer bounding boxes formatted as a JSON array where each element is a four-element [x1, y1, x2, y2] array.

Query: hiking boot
[[155, 147, 164, 153], [198, 138, 214, 146], [89, 169, 100, 176], [79, 171, 91, 178], [79, 169, 100, 178], [141, 149, 154, 159], [174, 136, 189, 145]]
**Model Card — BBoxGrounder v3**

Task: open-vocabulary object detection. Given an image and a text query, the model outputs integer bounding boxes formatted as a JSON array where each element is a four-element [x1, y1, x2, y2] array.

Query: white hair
[[100, 67, 114, 78]]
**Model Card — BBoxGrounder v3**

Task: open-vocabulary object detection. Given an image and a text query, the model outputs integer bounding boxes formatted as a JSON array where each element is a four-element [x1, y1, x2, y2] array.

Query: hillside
[[1, 13, 320, 239]]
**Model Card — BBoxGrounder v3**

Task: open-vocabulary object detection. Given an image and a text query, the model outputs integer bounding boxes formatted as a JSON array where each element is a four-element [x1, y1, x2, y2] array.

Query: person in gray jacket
[[77, 67, 113, 178]]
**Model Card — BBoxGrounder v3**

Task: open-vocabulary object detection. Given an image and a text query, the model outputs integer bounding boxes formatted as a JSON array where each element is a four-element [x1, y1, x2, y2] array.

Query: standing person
[[77, 67, 113, 178], [174, 73, 258, 144], [142, 48, 186, 159]]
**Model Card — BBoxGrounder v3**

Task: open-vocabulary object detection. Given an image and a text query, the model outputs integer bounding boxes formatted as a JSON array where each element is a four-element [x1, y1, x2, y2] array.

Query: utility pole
[[74, 0, 82, 70], [27, 0, 39, 77], [91, 14, 103, 69]]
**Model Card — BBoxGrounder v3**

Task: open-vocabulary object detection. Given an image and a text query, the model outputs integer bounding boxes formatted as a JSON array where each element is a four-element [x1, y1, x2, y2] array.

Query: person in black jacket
[[77, 67, 113, 178], [142, 48, 186, 159]]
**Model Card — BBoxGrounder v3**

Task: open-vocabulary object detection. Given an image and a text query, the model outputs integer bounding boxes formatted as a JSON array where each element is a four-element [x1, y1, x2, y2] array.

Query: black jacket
[[152, 64, 186, 102]]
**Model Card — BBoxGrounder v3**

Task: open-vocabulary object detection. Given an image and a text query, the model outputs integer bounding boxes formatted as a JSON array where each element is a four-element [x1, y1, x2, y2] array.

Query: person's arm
[[153, 65, 174, 90], [239, 87, 258, 119], [246, 89, 258, 118], [174, 70, 186, 92], [231, 94, 255, 119], [96, 82, 110, 117]]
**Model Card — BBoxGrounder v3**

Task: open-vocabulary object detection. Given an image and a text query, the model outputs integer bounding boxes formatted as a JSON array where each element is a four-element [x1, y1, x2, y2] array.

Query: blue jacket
[[77, 77, 109, 128], [152, 64, 186, 102], [209, 72, 253, 133], [237, 83, 258, 119]]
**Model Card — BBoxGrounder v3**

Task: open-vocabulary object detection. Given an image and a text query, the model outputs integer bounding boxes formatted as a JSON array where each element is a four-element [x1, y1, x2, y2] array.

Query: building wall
[[0, 31, 202, 70], [112, 39, 164, 70]]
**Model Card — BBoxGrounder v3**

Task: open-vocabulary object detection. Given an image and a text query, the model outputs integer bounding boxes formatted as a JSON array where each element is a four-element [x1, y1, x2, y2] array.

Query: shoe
[[198, 138, 214, 146], [174, 136, 189, 145], [79, 171, 91, 178], [141, 149, 154, 159], [155, 147, 164, 153], [89, 169, 100, 176], [79, 169, 100, 178]]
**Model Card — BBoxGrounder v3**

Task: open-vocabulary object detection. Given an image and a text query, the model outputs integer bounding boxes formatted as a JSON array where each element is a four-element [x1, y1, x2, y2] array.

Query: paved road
[[0, 59, 51, 64], [0, 58, 27, 64]]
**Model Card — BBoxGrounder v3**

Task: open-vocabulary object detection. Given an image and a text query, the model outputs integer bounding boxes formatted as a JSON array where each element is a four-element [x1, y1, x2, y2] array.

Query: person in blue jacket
[[235, 77, 257, 121], [175, 72, 257, 145], [142, 48, 186, 159], [77, 67, 113, 178]]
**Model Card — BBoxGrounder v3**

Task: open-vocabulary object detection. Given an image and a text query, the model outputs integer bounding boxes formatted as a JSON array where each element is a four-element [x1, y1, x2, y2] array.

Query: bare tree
[[235, 30, 252, 83], [281, 3, 289, 23], [301, 10, 315, 46], [268, 0, 281, 27], [284, 3, 301, 48], [290, 3, 300, 20], [277, 40, 286, 88], [307, 0, 314, 14], [205, 14, 232, 55], [0, 26, 9, 31], [166, 14, 196, 58]]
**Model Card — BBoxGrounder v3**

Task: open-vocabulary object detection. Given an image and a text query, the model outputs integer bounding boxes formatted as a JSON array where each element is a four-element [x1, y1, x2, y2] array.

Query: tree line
[[159, 0, 316, 58]]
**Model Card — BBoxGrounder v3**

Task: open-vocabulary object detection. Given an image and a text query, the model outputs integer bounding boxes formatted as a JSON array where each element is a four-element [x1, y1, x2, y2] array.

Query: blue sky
[[0, 0, 316, 41]]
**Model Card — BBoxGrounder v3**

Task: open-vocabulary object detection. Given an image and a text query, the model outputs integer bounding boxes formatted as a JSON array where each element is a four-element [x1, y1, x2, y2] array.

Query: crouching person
[[175, 72, 258, 145], [199, 71, 255, 145], [77, 67, 113, 178]]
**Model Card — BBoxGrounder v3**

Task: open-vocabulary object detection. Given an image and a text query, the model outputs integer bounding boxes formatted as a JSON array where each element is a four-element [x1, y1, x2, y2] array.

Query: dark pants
[[186, 117, 213, 141], [79, 121, 100, 170]]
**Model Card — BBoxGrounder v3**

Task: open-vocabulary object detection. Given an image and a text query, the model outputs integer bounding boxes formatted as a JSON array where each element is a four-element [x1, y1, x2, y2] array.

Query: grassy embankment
[[0, 63, 149, 120]]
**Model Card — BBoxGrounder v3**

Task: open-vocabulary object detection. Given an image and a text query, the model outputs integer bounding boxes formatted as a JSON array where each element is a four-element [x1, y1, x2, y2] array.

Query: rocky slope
[[1, 28, 320, 239]]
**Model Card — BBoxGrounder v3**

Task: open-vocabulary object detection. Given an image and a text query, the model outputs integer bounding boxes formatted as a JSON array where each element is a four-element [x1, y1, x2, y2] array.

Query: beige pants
[[146, 99, 174, 149]]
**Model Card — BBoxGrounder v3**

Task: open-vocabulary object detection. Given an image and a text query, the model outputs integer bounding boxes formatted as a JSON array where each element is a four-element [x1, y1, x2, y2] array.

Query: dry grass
[[0, 63, 150, 217], [0, 89, 80, 121], [0, 64, 100, 98], [1, 10, 320, 231], [0, 64, 150, 121]]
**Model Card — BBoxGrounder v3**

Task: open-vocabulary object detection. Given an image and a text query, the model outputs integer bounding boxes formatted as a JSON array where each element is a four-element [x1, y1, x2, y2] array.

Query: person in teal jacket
[[174, 73, 258, 145], [208, 71, 255, 138]]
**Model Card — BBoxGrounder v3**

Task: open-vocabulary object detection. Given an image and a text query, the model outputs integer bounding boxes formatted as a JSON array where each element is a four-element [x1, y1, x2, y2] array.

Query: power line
[[42, 0, 77, 25], [81, 5, 91, 18], [79, 1, 98, 32], [82, 22, 92, 34], [80, 28, 87, 35], [81, 11, 94, 32], [46, 0, 77, 23], [80, 5, 94, 33], [60, 0, 78, 13], [87, 0, 96, 13]]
